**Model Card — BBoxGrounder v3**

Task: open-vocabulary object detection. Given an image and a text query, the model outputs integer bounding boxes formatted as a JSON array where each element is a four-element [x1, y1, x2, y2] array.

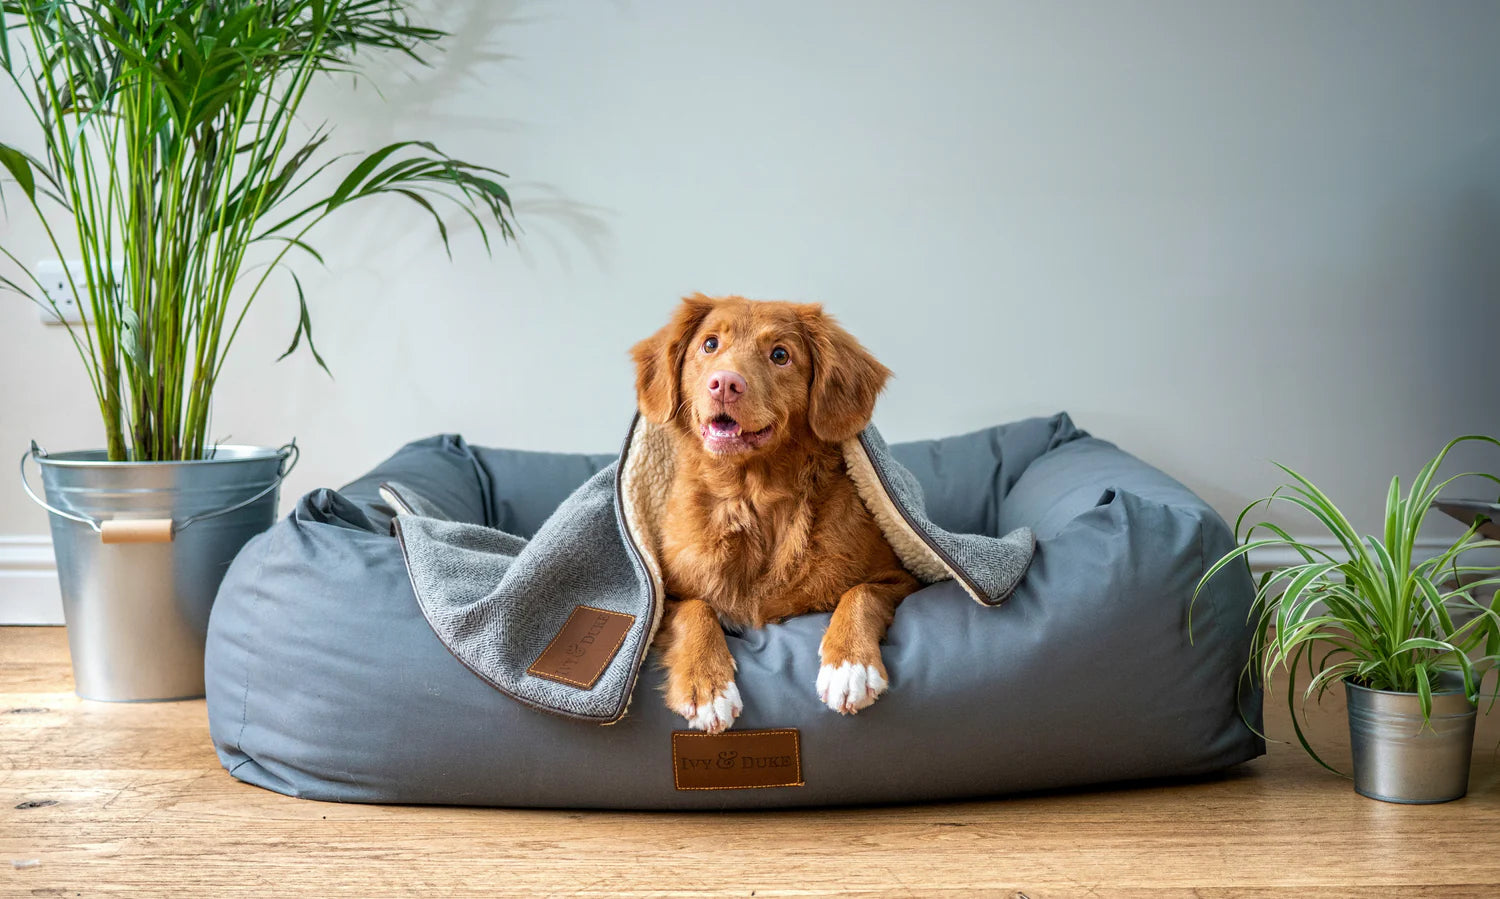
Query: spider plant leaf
[[1247, 564, 1320, 633], [1448, 609, 1500, 653], [1317, 585, 1375, 637], [1450, 650, 1478, 702], [1362, 536, 1402, 614], [1271, 462, 1367, 554], [1233, 492, 1279, 541], [1244, 520, 1336, 564], [1307, 659, 1358, 699], [1281, 619, 1353, 653], [1421, 523, 1500, 584], [1315, 643, 1355, 675], [1392, 636, 1457, 655], [1274, 561, 1340, 621], [1434, 563, 1500, 581], [1256, 493, 1375, 590], [1445, 537, 1500, 559], [1410, 436, 1484, 508], [1194, 539, 1281, 596], [1414, 575, 1455, 636], [1384, 475, 1401, 559], [1287, 643, 1345, 777], [1443, 575, 1500, 600], [1407, 436, 1500, 544], [1415, 661, 1433, 721]]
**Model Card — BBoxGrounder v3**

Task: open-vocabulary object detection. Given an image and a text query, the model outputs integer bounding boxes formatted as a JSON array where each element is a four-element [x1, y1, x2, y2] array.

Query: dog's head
[[631, 294, 891, 458]]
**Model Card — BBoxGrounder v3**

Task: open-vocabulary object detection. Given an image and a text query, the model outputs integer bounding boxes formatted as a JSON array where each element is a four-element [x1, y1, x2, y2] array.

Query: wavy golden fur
[[631, 294, 919, 732]]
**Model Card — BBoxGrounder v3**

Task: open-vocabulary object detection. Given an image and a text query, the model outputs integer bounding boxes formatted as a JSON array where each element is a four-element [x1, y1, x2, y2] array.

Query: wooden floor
[[4, 627, 1500, 897]]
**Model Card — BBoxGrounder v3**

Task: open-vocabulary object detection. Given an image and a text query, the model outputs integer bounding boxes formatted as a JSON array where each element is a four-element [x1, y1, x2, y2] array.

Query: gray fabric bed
[[205, 412, 1263, 809]]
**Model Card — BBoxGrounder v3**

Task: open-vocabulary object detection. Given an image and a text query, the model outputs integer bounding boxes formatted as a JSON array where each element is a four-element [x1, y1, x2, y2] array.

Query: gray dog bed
[[205, 412, 1263, 809]]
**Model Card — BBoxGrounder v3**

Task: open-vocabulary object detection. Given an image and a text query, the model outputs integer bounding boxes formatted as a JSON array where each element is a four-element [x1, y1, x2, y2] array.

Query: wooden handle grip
[[100, 519, 174, 544]]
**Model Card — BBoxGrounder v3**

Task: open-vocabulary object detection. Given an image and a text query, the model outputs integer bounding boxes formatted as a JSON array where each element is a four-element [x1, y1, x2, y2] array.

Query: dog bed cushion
[[205, 413, 1263, 809]]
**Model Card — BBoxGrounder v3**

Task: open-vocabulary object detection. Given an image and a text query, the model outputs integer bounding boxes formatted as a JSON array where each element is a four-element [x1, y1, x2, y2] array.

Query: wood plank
[[5, 626, 1500, 897]]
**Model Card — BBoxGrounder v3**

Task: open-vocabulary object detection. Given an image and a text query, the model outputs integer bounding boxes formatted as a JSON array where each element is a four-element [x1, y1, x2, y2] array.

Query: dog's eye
[[770, 346, 790, 366], [703, 336, 719, 353]]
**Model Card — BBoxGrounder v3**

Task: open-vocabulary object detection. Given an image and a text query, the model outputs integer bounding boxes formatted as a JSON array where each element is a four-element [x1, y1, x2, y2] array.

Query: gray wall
[[3, 0, 1499, 550]]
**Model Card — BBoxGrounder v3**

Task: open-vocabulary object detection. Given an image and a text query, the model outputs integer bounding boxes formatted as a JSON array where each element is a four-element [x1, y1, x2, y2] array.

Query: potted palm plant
[[1197, 435, 1500, 803], [1, 0, 515, 701]]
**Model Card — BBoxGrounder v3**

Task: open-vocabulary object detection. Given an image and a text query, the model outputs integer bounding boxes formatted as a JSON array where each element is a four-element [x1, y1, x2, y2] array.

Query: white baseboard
[[1243, 535, 1497, 574], [1, 531, 1495, 626], [0, 535, 64, 625]]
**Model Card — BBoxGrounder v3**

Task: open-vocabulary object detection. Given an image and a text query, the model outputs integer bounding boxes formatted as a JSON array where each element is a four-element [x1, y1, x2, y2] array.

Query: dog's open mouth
[[701, 413, 774, 454]]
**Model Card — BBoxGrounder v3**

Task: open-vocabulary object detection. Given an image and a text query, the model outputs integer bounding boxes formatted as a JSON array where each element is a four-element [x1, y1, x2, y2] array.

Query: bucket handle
[[19, 440, 299, 541]]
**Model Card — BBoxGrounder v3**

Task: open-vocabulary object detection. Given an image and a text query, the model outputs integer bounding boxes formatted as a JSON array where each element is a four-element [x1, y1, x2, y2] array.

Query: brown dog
[[631, 294, 920, 732]]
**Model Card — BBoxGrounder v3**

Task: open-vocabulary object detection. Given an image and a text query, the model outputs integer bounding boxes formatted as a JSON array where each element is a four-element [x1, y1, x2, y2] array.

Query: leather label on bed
[[527, 606, 635, 690], [671, 729, 804, 790]]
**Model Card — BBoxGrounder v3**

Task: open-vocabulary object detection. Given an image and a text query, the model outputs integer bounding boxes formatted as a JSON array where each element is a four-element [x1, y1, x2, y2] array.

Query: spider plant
[[1195, 435, 1500, 772], [0, 0, 515, 461]]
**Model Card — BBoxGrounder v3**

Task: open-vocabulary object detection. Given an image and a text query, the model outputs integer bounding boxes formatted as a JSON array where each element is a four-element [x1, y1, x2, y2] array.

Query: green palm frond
[[0, 0, 515, 460]]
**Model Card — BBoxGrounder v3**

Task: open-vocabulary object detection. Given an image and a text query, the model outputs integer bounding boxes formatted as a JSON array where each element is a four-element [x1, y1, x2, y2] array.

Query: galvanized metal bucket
[[1345, 677, 1476, 804], [20, 441, 297, 702]]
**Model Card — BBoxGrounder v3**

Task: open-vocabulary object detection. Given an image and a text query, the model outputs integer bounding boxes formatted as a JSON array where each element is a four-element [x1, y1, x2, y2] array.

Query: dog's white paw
[[676, 681, 743, 733], [816, 661, 887, 715]]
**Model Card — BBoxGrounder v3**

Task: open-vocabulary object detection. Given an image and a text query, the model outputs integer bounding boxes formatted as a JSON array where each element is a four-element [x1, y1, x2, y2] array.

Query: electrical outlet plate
[[36, 259, 121, 325], [36, 260, 88, 325]]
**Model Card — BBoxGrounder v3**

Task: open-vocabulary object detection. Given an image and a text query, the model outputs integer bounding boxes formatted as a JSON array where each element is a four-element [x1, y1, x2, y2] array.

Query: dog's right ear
[[631, 293, 716, 424]]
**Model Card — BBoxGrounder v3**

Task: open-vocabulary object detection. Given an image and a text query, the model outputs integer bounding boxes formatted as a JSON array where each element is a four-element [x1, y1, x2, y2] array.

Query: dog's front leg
[[817, 572, 918, 714], [660, 599, 742, 733]]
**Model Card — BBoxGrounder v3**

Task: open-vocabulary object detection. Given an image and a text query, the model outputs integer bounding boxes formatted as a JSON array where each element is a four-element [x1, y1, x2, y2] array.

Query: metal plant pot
[[1345, 677, 1476, 804], [21, 441, 297, 702]]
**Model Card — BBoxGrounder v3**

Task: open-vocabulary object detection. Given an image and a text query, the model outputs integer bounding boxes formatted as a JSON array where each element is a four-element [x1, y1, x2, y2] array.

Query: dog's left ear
[[798, 305, 891, 443], [631, 293, 716, 424]]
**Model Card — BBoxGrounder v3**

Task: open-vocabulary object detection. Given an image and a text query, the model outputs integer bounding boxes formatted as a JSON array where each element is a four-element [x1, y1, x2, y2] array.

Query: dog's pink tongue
[[708, 418, 741, 438]]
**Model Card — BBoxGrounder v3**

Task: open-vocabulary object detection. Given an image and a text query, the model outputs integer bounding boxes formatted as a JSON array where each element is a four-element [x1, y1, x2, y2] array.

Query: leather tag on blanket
[[527, 606, 635, 690], [672, 729, 804, 790]]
